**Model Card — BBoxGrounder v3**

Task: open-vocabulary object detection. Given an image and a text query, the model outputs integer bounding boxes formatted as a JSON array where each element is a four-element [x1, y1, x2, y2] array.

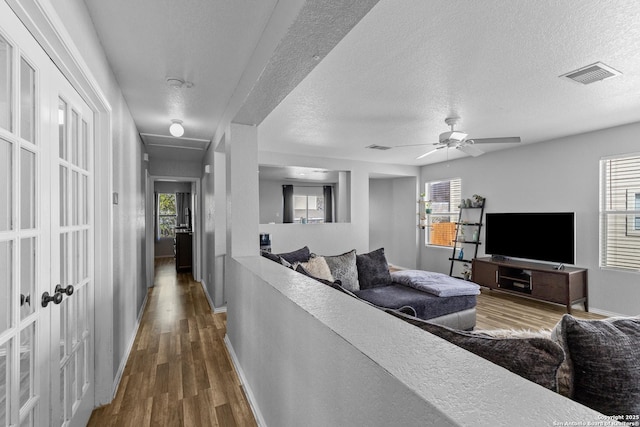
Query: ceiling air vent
[[560, 62, 621, 85], [366, 144, 391, 150]]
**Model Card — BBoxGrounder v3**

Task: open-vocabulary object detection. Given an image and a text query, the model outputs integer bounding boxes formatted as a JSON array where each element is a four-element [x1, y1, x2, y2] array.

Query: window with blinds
[[425, 178, 461, 247], [600, 153, 640, 270]]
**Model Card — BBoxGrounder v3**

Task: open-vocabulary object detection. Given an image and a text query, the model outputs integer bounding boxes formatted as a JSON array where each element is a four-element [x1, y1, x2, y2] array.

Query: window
[[424, 178, 461, 247], [294, 194, 325, 224], [600, 154, 640, 270], [158, 193, 177, 238]]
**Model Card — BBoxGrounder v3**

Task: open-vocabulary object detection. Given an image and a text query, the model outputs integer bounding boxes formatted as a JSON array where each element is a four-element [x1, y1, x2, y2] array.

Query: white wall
[[258, 151, 419, 256], [420, 121, 640, 316], [259, 179, 284, 224], [226, 256, 603, 427], [369, 176, 418, 268]]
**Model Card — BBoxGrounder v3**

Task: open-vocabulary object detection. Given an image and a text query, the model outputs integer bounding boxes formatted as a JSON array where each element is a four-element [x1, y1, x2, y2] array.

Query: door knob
[[55, 284, 74, 296], [20, 294, 31, 306], [41, 291, 63, 307]]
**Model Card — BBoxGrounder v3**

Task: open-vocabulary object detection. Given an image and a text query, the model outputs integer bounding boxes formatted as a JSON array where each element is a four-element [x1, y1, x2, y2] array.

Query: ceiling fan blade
[[457, 144, 484, 157], [416, 146, 444, 159], [468, 136, 521, 144]]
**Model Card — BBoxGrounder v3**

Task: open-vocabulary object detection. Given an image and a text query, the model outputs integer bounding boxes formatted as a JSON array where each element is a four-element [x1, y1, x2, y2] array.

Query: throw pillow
[[277, 246, 311, 264], [324, 249, 360, 292], [388, 310, 565, 391], [295, 264, 341, 287], [558, 314, 640, 416], [260, 250, 281, 263], [356, 248, 392, 290], [298, 256, 334, 282]]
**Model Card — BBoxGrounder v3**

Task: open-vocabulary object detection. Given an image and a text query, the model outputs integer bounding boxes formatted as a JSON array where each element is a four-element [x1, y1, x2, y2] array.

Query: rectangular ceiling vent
[[366, 144, 392, 150], [560, 62, 621, 85]]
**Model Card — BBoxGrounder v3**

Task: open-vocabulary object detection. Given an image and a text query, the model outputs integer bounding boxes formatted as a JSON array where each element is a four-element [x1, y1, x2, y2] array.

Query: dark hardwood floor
[[88, 258, 256, 427]]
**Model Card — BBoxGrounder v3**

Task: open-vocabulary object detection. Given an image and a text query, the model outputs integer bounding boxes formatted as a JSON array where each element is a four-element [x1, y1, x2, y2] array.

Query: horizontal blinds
[[601, 155, 640, 270], [426, 178, 461, 247]]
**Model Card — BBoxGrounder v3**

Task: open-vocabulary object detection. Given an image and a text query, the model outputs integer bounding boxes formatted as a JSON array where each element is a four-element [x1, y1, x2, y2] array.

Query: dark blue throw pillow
[[356, 248, 392, 289], [277, 246, 311, 264]]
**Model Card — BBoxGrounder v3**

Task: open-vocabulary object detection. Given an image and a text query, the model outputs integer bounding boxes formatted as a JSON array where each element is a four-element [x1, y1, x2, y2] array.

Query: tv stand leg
[[566, 303, 572, 314]]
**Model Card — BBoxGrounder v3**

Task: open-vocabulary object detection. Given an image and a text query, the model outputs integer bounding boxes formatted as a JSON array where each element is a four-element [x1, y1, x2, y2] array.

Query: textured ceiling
[[234, 0, 381, 126], [84, 0, 279, 156], [85, 0, 640, 167], [258, 0, 640, 165]]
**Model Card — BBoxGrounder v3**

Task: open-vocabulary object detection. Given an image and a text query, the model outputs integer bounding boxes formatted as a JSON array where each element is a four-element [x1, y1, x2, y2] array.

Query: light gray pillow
[[323, 249, 359, 292]]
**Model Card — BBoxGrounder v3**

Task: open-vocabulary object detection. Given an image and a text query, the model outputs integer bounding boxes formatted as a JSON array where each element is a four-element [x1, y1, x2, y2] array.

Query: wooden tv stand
[[472, 257, 588, 313]]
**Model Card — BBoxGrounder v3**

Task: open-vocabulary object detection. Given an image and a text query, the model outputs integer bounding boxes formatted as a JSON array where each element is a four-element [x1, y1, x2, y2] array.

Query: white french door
[[49, 68, 95, 427], [0, 1, 95, 426]]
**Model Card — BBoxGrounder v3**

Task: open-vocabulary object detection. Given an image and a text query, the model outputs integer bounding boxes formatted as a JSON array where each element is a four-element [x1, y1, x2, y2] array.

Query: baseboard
[[200, 280, 215, 311], [111, 292, 149, 400], [588, 307, 626, 318], [199, 280, 227, 313], [224, 335, 266, 427]]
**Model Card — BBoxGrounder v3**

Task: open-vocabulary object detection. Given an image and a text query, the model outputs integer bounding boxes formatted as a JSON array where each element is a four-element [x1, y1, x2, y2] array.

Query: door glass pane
[[69, 355, 76, 405], [81, 120, 88, 170], [59, 232, 68, 360], [20, 149, 35, 229], [59, 298, 67, 361], [72, 231, 79, 289], [59, 165, 68, 226], [71, 110, 78, 166], [20, 237, 35, 320], [72, 171, 78, 226], [0, 139, 11, 231], [82, 175, 88, 225], [82, 230, 88, 280], [76, 341, 84, 399], [0, 340, 9, 426], [59, 369, 65, 426], [58, 98, 66, 159], [20, 409, 33, 427], [0, 35, 10, 132], [19, 324, 33, 408], [0, 241, 12, 334], [19, 58, 35, 143]]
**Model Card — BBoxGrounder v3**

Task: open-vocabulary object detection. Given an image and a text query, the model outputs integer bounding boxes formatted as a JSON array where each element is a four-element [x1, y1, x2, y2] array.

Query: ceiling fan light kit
[[414, 116, 521, 160]]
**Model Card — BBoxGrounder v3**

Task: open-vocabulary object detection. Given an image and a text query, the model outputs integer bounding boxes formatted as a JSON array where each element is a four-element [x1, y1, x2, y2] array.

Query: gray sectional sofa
[[261, 246, 479, 330]]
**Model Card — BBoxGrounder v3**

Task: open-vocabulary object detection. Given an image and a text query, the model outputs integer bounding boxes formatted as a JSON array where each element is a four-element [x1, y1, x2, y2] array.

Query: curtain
[[176, 192, 191, 227], [323, 185, 333, 223], [154, 191, 159, 240], [282, 185, 294, 223]]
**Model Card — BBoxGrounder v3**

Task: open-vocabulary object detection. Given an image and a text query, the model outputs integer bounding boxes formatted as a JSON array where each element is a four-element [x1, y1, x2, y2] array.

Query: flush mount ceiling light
[[169, 119, 184, 137]]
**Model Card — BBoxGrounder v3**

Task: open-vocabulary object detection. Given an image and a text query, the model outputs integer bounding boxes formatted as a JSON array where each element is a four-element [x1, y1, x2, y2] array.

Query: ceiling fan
[[412, 117, 521, 159]]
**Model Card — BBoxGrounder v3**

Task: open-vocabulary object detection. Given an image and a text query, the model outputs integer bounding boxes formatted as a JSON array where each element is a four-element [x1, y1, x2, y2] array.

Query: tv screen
[[485, 212, 575, 265]]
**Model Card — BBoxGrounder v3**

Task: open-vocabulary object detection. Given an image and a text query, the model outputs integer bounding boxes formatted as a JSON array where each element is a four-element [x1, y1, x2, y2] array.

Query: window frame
[[599, 153, 640, 271], [423, 178, 461, 248], [293, 192, 325, 224], [157, 192, 177, 238]]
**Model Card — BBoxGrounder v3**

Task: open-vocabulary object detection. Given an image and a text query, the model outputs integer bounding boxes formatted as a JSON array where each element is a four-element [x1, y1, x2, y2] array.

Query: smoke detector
[[166, 77, 194, 89], [366, 144, 392, 150], [560, 62, 621, 85]]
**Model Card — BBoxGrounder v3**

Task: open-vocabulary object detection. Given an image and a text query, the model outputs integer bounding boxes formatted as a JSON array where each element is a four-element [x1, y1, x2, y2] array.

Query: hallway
[[88, 258, 257, 426]]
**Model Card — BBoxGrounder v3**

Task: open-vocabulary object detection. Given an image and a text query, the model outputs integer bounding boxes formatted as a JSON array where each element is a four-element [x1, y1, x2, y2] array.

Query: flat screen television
[[485, 212, 575, 265]]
